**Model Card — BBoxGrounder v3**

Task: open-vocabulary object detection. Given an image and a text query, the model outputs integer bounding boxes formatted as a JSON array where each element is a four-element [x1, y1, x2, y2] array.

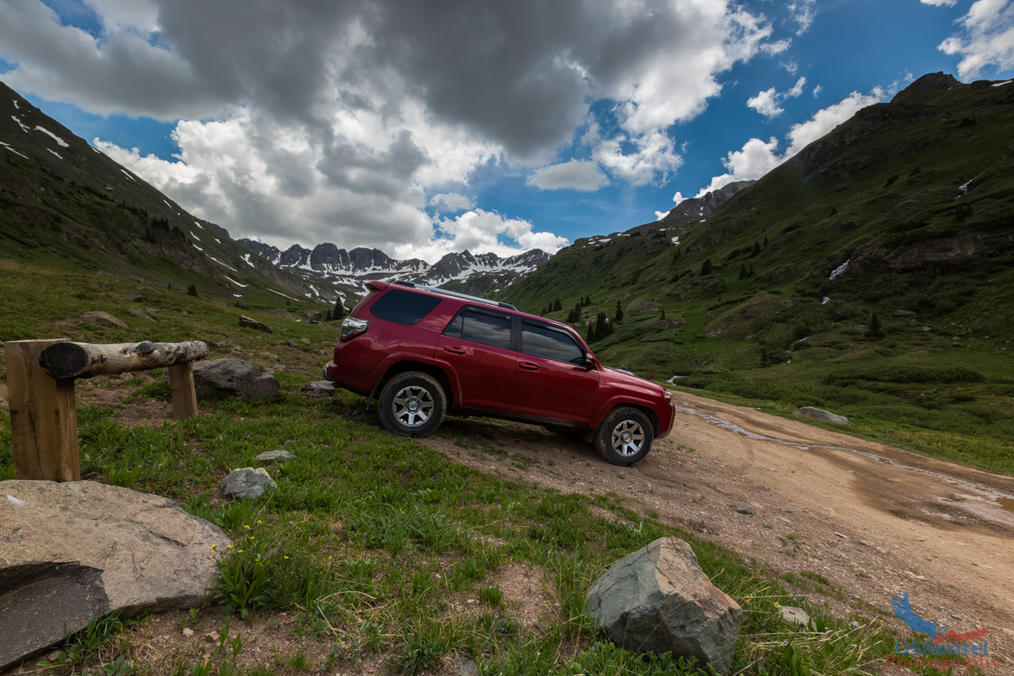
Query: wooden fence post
[[4, 339, 80, 481], [168, 362, 198, 419]]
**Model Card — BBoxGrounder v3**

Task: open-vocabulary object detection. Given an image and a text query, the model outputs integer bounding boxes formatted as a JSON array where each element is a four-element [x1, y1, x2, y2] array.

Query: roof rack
[[394, 281, 518, 311]]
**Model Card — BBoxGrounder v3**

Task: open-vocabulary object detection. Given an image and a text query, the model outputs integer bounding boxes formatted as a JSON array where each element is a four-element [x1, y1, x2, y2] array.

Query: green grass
[[0, 263, 924, 675]]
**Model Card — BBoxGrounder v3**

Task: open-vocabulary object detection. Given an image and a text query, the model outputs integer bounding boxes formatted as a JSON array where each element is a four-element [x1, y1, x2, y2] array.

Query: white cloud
[[593, 131, 683, 186], [430, 193, 474, 212], [938, 0, 1014, 78], [789, 0, 817, 35], [698, 89, 884, 195], [527, 160, 609, 192], [784, 90, 880, 156], [921, 0, 957, 6], [672, 191, 686, 206], [747, 88, 783, 118], [0, 0, 790, 256], [812, 84, 823, 97], [746, 77, 807, 118], [397, 209, 568, 262]]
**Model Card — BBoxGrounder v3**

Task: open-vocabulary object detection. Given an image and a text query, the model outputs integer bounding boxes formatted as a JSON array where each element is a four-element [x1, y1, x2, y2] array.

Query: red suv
[[324, 281, 675, 465]]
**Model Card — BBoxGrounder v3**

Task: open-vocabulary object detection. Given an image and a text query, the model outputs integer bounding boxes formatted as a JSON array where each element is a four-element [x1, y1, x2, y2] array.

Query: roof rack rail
[[394, 281, 518, 311]]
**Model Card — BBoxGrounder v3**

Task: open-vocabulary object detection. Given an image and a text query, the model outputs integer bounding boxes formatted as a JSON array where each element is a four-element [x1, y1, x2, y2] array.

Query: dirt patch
[[423, 390, 1014, 668], [490, 562, 557, 631]]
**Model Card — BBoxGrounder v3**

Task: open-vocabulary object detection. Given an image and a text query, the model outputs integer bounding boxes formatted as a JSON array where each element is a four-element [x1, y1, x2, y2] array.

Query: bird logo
[[891, 590, 990, 645]]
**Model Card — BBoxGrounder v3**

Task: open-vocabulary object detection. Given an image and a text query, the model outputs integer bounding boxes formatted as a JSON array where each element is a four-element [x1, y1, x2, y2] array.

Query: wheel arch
[[598, 401, 660, 436], [371, 360, 455, 409]]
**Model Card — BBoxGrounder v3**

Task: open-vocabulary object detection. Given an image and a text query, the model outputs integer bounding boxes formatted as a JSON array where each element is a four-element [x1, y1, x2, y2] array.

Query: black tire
[[377, 372, 446, 437], [594, 407, 654, 466]]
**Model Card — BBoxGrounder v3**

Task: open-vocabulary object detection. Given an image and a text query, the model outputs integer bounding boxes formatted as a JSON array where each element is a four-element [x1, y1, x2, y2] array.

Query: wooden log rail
[[4, 339, 209, 482]]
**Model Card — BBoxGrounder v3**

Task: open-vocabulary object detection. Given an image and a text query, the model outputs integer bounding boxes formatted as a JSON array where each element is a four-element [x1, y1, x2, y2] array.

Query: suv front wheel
[[378, 372, 446, 437], [595, 407, 654, 466]]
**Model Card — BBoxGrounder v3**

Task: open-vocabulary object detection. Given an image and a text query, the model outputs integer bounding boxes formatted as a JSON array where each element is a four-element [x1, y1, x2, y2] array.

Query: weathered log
[[38, 341, 209, 380]]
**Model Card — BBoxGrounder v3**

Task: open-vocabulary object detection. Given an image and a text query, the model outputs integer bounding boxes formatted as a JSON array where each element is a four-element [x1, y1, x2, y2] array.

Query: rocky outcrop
[[586, 537, 742, 675], [193, 358, 279, 399], [0, 481, 231, 670], [79, 311, 127, 328], [238, 314, 273, 333]]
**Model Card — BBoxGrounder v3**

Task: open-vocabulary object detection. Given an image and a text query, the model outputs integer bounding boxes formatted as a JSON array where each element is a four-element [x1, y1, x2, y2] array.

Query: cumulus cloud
[[698, 89, 882, 195], [397, 209, 569, 262], [938, 0, 1014, 78], [921, 0, 957, 6], [747, 77, 807, 118], [593, 131, 683, 186], [0, 0, 787, 257], [747, 88, 783, 117], [430, 193, 474, 213], [527, 160, 609, 192]]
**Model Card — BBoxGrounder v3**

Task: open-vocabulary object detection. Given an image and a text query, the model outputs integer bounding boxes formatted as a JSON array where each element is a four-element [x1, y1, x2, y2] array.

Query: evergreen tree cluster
[[585, 312, 614, 343], [540, 298, 563, 315], [563, 295, 593, 323]]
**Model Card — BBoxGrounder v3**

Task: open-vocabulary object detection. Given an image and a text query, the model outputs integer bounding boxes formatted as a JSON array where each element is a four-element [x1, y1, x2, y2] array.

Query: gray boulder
[[192, 358, 279, 399], [238, 314, 273, 333], [301, 380, 336, 393], [255, 449, 295, 464], [0, 481, 231, 670], [223, 468, 277, 499], [796, 406, 849, 425], [79, 311, 127, 328], [586, 537, 742, 675]]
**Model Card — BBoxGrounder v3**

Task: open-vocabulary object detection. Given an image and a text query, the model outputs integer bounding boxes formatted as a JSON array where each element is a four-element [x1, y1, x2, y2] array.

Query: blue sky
[[2, 0, 1012, 261]]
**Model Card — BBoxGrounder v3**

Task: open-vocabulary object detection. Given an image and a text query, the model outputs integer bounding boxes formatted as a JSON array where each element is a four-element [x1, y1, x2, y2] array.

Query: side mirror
[[581, 353, 597, 370]]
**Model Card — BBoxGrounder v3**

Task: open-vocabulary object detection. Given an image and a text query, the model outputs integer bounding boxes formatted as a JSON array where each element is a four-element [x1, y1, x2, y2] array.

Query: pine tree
[[751, 241, 761, 257], [553, 298, 562, 312], [865, 311, 884, 339], [187, 284, 198, 297], [700, 259, 712, 276], [586, 321, 596, 343], [614, 300, 623, 323], [332, 298, 346, 321]]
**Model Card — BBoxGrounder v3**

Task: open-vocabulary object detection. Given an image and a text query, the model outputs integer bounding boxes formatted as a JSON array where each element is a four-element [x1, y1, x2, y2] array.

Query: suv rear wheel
[[595, 407, 653, 466], [378, 372, 446, 437]]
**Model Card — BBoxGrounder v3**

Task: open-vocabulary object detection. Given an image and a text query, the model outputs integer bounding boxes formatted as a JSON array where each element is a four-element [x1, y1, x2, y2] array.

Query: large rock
[[0, 481, 231, 670], [79, 311, 127, 328], [796, 406, 849, 425], [223, 468, 277, 499], [192, 358, 279, 399], [586, 537, 742, 675], [238, 314, 273, 333]]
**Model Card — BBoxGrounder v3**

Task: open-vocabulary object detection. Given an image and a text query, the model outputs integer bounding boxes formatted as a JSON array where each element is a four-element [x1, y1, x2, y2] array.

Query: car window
[[443, 307, 512, 349], [369, 289, 442, 325], [521, 321, 585, 364]]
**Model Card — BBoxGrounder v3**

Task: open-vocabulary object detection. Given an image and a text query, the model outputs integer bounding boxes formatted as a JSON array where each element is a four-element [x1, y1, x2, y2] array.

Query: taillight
[[339, 317, 369, 341]]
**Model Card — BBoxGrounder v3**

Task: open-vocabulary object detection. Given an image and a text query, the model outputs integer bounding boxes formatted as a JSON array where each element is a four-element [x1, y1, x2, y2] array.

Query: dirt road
[[423, 390, 1014, 666]]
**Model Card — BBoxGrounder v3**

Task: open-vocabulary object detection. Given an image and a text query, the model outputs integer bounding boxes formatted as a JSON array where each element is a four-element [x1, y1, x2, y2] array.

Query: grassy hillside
[[505, 74, 1014, 475], [0, 260, 906, 674], [0, 81, 326, 308]]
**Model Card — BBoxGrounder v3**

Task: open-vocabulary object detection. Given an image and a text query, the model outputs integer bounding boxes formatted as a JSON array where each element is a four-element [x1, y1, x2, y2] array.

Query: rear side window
[[369, 289, 441, 325], [521, 321, 585, 364], [443, 307, 512, 349]]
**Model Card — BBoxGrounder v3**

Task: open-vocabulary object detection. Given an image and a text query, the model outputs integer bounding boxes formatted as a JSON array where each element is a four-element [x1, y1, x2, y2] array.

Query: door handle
[[444, 345, 466, 355], [519, 361, 539, 371]]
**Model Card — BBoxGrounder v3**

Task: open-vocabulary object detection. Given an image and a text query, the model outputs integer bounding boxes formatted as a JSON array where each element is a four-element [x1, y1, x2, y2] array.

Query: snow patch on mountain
[[34, 125, 69, 148]]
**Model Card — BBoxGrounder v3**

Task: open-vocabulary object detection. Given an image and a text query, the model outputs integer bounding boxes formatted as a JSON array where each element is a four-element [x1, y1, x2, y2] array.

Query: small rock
[[127, 309, 156, 322], [736, 504, 755, 515], [858, 539, 871, 547], [79, 311, 127, 328], [238, 314, 273, 333], [301, 380, 336, 393], [223, 468, 277, 500], [458, 657, 479, 676], [796, 407, 849, 425], [203, 632, 217, 644], [182, 627, 194, 638], [780, 507, 794, 513], [125, 292, 145, 302], [834, 532, 847, 539], [255, 450, 295, 464], [779, 605, 810, 628], [145, 307, 160, 313]]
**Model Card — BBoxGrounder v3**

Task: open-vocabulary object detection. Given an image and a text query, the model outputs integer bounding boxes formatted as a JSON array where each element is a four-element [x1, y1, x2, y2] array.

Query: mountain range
[[235, 239, 550, 302]]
